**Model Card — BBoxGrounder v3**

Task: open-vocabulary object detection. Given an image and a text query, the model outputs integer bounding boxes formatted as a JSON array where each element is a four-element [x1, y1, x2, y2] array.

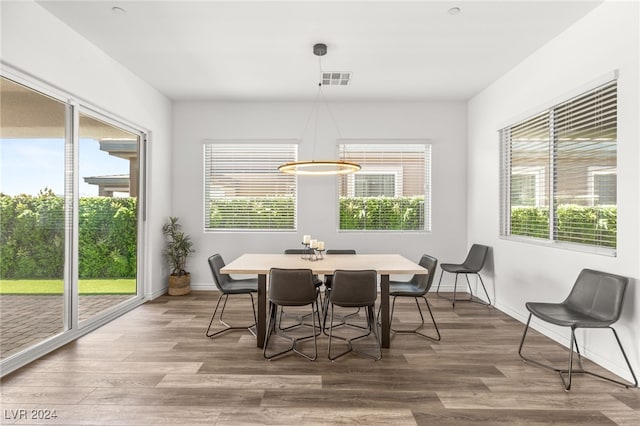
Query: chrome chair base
[[436, 270, 491, 307], [518, 313, 638, 391], [205, 292, 257, 338]]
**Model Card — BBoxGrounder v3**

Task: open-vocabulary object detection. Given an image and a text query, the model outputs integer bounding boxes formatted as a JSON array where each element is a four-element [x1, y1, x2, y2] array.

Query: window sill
[[499, 235, 616, 257]]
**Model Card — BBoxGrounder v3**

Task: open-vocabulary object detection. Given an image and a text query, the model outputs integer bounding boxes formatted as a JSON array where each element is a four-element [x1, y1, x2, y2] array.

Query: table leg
[[380, 273, 390, 348], [256, 273, 267, 348]]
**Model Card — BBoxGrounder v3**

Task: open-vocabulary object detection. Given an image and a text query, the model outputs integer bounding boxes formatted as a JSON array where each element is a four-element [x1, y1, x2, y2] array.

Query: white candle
[[303, 235, 311, 244], [317, 241, 325, 250], [309, 239, 317, 249]]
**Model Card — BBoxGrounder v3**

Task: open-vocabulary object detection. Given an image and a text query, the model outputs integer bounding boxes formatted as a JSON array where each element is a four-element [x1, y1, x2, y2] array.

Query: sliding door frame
[[0, 64, 148, 377]]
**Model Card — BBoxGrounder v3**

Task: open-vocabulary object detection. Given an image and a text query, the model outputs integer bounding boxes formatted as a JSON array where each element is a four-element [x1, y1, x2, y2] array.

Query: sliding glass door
[[0, 74, 145, 368], [78, 113, 139, 323], [0, 77, 69, 359]]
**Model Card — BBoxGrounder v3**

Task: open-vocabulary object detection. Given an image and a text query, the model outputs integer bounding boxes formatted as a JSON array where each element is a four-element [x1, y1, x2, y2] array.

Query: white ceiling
[[36, 0, 602, 101]]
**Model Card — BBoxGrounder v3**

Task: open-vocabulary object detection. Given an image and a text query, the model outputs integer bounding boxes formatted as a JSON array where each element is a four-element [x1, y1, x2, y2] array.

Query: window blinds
[[500, 80, 617, 250], [203, 143, 297, 231], [553, 81, 617, 247], [338, 144, 430, 231], [500, 111, 550, 239]]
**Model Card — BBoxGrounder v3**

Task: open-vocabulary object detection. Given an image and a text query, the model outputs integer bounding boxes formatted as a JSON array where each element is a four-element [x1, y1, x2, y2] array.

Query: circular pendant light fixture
[[278, 160, 361, 175], [278, 43, 361, 176]]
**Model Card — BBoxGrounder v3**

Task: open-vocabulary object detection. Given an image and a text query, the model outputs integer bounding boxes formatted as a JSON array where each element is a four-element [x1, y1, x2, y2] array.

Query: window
[[500, 80, 617, 251], [588, 166, 617, 206], [511, 166, 545, 207], [348, 167, 402, 197], [338, 143, 430, 231], [204, 142, 297, 231]]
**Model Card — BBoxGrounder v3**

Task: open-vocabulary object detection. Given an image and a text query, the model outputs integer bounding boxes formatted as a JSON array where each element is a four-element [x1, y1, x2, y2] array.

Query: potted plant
[[162, 216, 195, 295]]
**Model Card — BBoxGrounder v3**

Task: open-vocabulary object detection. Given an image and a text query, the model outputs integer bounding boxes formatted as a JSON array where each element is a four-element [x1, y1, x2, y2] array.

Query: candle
[[303, 235, 311, 244], [309, 239, 317, 249], [317, 241, 325, 250]]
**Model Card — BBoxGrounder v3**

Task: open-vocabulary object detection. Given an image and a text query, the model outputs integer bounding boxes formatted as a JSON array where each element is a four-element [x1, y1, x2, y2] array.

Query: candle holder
[[306, 248, 324, 261], [300, 242, 324, 261], [301, 242, 311, 260]]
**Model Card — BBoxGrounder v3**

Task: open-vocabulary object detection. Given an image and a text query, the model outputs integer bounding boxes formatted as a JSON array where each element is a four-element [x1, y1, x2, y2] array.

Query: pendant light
[[278, 43, 361, 175]]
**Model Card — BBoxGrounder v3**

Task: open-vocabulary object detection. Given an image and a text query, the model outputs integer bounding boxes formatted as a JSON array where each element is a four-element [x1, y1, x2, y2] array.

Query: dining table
[[220, 253, 428, 349]]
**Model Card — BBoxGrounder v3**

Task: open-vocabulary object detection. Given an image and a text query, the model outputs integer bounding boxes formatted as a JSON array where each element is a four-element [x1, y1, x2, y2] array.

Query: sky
[[1, 138, 129, 197]]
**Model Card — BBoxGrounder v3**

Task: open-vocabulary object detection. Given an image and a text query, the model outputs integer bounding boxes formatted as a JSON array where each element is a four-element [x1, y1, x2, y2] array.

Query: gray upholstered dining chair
[[205, 254, 258, 338], [283, 249, 324, 289], [263, 268, 320, 361], [322, 249, 360, 333], [279, 249, 323, 332], [436, 244, 491, 307], [385, 254, 440, 341], [518, 268, 637, 391], [327, 269, 381, 361]]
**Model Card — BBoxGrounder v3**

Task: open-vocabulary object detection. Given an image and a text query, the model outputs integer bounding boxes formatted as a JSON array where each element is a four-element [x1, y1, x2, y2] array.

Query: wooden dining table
[[220, 253, 428, 349]]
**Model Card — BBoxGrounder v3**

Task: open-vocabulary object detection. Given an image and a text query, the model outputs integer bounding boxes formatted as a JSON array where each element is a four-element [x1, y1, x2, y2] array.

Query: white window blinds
[[500, 111, 550, 239], [203, 143, 297, 231], [500, 80, 617, 251], [338, 143, 430, 231]]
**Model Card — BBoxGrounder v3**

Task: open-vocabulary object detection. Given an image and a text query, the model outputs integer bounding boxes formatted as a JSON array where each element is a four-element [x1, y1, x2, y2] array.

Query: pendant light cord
[[277, 42, 361, 175], [317, 54, 351, 162]]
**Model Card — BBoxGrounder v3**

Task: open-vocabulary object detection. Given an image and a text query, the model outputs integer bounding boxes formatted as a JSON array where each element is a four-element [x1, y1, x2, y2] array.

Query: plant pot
[[168, 273, 191, 296]]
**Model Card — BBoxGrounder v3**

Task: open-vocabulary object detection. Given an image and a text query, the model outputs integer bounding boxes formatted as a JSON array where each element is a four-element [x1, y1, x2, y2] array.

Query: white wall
[[468, 1, 639, 381], [172, 101, 469, 287], [1, 1, 173, 299]]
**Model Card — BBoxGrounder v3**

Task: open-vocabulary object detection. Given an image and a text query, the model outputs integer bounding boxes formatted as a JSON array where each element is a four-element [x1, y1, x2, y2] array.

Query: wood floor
[[1, 291, 638, 425]]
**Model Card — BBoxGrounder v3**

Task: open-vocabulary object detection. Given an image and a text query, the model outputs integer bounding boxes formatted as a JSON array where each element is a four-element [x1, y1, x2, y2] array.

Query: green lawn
[[0, 279, 136, 295]]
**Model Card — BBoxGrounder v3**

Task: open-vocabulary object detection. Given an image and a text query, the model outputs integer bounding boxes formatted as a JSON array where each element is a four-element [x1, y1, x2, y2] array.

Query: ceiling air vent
[[322, 72, 352, 86]]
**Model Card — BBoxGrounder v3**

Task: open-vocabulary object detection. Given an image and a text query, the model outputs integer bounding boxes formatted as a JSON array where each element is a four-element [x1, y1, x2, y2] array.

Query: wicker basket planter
[[168, 273, 191, 296]]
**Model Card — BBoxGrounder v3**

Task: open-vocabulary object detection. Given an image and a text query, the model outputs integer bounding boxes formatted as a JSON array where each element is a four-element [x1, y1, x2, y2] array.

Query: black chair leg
[[436, 271, 464, 307], [279, 290, 322, 337], [417, 296, 441, 341], [387, 296, 440, 342], [323, 295, 361, 336], [453, 274, 459, 307], [328, 303, 380, 361], [519, 314, 638, 391], [463, 273, 491, 306], [206, 292, 257, 338], [438, 272, 490, 308], [609, 327, 638, 388], [264, 302, 318, 361], [436, 269, 445, 298]]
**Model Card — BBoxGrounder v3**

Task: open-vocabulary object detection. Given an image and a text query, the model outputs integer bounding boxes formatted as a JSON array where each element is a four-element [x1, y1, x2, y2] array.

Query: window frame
[[0, 67, 148, 376], [337, 142, 431, 233], [499, 79, 617, 256], [202, 140, 298, 232]]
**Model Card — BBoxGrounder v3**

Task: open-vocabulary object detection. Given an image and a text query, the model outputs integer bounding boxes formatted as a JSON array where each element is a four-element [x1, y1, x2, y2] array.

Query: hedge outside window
[[204, 143, 297, 231], [338, 143, 430, 231], [499, 80, 617, 251]]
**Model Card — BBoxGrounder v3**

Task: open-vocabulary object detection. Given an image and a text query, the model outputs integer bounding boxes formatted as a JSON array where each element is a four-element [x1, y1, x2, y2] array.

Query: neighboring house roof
[[83, 174, 130, 195], [99, 138, 137, 160], [83, 174, 129, 185], [84, 139, 137, 195]]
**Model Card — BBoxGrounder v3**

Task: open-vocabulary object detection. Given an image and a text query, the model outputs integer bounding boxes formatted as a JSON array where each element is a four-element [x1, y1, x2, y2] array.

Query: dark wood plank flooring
[[1, 291, 638, 425]]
